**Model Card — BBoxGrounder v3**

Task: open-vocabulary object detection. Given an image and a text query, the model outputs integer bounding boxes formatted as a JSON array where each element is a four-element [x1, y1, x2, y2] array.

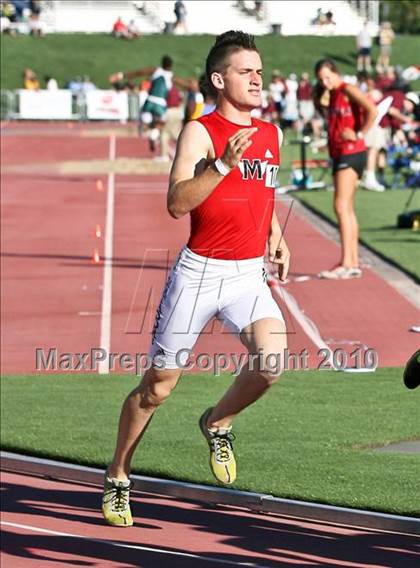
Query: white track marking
[[78, 311, 101, 316], [118, 188, 167, 194], [1, 521, 271, 567], [117, 181, 167, 188], [98, 135, 116, 374], [268, 275, 333, 366], [116, 181, 167, 194]]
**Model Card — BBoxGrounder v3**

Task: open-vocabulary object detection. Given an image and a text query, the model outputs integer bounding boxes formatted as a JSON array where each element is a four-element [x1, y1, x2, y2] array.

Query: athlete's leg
[[108, 248, 217, 481], [333, 167, 359, 268], [108, 367, 182, 480], [207, 317, 287, 430]]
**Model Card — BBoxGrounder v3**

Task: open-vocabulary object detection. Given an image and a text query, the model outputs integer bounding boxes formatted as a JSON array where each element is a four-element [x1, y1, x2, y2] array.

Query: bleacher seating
[[39, 0, 379, 36]]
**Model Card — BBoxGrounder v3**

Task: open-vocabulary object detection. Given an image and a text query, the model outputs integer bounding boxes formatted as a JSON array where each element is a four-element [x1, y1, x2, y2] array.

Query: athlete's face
[[213, 49, 263, 109], [317, 67, 341, 91]]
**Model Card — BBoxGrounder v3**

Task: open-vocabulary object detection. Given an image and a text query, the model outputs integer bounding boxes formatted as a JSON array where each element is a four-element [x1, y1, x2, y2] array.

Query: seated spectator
[[127, 19, 141, 39], [254, 1, 263, 20], [1, 1, 17, 35], [45, 75, 58, 90], [313, 8, 327, 26], [173, 1, 187, 34], [362, 77, 386, 191], [81, 75, 96, 92], [28, 0, 42, 36], [393, 65, 410, 92], [23, 68, 39, 90], [325, 10, 335, 25], [124, 79, 139, 95], [10, 0, 25, 20], [112, 16, 129, 38], [376, 89, 417, 187], [376, 67, 396, 92], [66, 76, 83, 97]]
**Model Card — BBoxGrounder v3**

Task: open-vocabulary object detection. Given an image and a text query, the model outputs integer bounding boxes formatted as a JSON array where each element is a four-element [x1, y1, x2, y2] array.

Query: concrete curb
[[2, 452, 419, 535]]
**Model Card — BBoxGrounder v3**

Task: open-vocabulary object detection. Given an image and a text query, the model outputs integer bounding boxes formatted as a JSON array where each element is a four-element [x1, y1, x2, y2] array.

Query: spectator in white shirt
[[357, 22, 372, 72], [268, 70, 287, 123], [45, 76, 58, 90]]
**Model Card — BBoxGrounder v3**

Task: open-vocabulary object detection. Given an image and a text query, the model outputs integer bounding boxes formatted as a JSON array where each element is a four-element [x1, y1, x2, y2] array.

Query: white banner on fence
[[19, 90, 73, 119], [86, 90, 129, 121]]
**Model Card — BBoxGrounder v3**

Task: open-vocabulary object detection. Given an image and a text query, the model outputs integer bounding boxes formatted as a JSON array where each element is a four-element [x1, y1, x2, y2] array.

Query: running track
[[2, 471, 419, 567], [2, 122, 420, 567], [1, 122, 419, 374]]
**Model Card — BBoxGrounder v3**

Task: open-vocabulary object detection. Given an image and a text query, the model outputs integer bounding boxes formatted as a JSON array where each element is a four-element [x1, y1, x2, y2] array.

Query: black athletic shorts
[[332, 151, 367, 179]]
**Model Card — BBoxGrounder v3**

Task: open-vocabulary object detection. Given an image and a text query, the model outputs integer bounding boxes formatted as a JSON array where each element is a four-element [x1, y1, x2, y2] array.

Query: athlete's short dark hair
[[314, 58, 339, 76], [205, 30, 259, 96], [161, 55, 173, 70]]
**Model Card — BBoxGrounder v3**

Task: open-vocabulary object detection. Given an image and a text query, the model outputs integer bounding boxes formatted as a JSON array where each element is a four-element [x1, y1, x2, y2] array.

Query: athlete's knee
[[139, 369, 180, 409], [334, 199, 348, 217], [257, 367, 283, 388], [254, 354, 284, 388]]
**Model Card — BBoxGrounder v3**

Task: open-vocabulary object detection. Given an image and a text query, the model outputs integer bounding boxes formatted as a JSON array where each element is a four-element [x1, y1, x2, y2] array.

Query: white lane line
[[78, 311, 101, 316], [117, 181, 167, 188], [98, 134, 116, 374], [118, 188, 167, 194], [1, 521, 272, 567], [268, 275, 333, 366]]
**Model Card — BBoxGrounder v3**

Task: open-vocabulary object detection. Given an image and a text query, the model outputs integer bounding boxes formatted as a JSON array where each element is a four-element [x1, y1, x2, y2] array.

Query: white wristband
[[214, 158, 231, 176]]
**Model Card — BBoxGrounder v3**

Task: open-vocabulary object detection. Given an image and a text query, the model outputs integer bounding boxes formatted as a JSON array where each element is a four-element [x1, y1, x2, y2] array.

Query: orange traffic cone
[[92, 249, 100, 264]]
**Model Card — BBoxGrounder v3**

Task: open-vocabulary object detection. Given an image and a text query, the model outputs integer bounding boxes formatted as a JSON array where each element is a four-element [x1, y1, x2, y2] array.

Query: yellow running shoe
[[199, 408, 236, 485], [102, 474, 133, 527]]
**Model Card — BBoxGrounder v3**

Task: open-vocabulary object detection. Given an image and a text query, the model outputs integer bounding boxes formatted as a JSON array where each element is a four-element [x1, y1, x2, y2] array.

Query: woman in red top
[[314, 59, 377, 279]]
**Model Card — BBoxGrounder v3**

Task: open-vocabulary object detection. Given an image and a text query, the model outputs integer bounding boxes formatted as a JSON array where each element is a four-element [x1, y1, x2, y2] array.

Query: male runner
[[110, 55, 189, 150], [102, 30, 290, 527]]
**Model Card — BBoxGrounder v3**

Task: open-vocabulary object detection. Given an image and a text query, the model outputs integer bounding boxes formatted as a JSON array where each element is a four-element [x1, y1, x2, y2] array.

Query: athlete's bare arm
[[109, 67, 156, 83], [388, 106, 413, 125], [173, 76, 191, 90], [167, 121, 257, 219], [268, 126, 290, 282], [342, 83, 377, 140]]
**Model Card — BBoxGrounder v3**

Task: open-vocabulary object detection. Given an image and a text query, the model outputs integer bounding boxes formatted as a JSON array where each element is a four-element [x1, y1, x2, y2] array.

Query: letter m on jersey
[[240, 159, 264, 180], [239, 159, 279, 188]]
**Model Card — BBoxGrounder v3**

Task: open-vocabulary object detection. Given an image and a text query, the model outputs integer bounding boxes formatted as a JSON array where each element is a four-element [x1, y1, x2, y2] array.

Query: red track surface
[[2, 122, 419, 373], [2, 472, 419, 568], [2, 122, 420, 568]]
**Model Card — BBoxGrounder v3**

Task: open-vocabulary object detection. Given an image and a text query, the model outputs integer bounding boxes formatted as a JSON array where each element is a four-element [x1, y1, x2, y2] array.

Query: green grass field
[[2, 369, 420, 516], [295, 187, 420, 282], [2, 33, 420, 90]]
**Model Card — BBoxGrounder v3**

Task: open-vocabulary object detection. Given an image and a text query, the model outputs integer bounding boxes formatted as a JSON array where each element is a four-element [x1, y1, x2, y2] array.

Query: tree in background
[[380, 0, 420, 34]]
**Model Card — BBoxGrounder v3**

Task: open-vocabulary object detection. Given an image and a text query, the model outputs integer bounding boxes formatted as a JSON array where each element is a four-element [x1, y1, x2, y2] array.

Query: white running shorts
[[148, 246, 285, 369]]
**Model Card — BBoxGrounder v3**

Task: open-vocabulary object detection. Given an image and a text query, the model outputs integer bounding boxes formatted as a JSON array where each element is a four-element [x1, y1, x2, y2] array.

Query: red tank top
[[328, 83, 366, 159], [187, 111, 280, 260]]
